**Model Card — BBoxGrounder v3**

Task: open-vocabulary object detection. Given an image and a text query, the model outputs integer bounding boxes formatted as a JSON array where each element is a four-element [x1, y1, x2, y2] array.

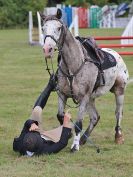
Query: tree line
[[0, 0, 47, 28], [0, 0, 131, 28]]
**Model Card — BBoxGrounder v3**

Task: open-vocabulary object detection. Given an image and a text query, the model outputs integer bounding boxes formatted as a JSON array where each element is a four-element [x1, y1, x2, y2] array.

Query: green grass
[[0, 28, 133, 177]]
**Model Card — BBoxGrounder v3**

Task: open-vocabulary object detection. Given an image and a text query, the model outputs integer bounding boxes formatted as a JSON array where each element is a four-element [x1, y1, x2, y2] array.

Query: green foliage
[[91, 0, 109, 6], [65, 0, 132, 7], [109, 0, 132, 4], [0, 0, 47, 28], [65, 0, 91, 7], [0, 0, 17, 28]]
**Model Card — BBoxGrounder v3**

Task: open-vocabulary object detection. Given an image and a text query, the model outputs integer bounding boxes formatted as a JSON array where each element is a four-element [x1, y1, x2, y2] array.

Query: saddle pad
[[91, 49, 117, 70], [76, 36, 117, 70]]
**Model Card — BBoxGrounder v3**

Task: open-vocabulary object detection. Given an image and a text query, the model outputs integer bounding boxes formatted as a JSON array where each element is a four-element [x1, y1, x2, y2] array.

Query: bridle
[[43, 16, 87, 106], [43, 16, 66, 76], [43, 16, 66, 53]]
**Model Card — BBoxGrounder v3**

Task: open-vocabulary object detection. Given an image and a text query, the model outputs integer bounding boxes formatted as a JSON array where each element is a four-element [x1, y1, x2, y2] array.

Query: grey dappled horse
[[41, 9, 129, 152]]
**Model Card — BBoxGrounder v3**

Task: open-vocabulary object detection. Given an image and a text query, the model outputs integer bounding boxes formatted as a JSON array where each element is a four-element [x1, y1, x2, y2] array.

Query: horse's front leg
[[80, 98, 100, 145], [57, 93, 67, 125], [71, 95, 89, 152]]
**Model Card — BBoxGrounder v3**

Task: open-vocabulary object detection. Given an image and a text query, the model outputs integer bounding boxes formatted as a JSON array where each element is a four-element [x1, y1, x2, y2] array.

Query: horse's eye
[[57, 27, 61, 31]]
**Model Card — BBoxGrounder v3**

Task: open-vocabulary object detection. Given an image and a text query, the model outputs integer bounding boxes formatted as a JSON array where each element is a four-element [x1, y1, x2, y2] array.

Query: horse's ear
[[39, 12, 46, 20], [56, 9, 62, 19]]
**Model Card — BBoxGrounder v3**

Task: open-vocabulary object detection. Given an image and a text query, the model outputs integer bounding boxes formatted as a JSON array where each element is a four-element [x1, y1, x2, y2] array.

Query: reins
[[44, 55, 81, 108], [45, 57, 53, 76]]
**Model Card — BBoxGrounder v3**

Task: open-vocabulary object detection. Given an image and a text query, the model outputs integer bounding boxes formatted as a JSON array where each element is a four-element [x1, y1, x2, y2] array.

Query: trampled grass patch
[[0, 28, 133, 177]]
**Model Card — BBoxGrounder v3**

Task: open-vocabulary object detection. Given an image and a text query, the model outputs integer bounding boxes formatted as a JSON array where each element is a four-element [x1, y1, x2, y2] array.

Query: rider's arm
[[37, 127, 71, 155], [35, 112, 72, 155]]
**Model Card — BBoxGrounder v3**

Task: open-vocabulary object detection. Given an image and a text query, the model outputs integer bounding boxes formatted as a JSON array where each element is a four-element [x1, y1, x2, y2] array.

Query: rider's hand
[[29, 123, 39, 131]]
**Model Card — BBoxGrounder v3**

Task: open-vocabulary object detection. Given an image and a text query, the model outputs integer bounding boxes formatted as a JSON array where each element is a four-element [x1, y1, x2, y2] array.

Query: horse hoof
[[115, 133, 124, 144], [70, 145, 79, 153]]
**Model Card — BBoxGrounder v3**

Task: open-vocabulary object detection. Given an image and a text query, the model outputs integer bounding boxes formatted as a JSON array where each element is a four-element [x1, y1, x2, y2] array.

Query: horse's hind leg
[[80, 98, 100, 145], [111, 76, 128, 144], [111, 56, 129, 144], [114, 93, 125, 144]]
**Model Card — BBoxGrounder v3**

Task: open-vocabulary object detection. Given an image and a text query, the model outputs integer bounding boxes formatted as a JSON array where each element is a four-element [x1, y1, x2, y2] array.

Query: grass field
[[0, 28, 133, 177]]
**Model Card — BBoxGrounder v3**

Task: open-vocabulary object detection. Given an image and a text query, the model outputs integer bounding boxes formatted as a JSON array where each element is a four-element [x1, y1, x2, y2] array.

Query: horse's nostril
[[49, 48, 52, 53]]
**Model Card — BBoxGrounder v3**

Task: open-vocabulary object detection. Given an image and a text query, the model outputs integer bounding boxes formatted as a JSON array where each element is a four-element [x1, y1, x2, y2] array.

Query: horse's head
[[40, 9, 64, 59]]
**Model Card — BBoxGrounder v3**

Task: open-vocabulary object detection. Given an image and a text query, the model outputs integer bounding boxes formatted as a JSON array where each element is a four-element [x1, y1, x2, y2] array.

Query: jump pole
[[118, 52, 133, 55], [94, 36, 133, 40], [99, 44, 133, 48]]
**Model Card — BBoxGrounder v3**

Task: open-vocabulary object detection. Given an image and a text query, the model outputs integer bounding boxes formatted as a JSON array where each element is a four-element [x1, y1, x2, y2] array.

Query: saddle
[[76, 36, 117, 88]]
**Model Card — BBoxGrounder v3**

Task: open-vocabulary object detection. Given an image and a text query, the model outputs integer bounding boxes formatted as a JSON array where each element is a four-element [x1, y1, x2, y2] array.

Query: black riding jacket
[[13, 119, 71, 155]]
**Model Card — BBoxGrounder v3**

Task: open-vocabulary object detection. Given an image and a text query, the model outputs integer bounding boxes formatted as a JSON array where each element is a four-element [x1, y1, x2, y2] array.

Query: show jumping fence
[[94, 36, 133, 55]]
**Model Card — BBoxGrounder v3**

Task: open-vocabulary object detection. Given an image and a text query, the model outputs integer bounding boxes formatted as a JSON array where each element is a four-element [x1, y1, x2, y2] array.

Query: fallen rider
[[13, 75, 72, 156]]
